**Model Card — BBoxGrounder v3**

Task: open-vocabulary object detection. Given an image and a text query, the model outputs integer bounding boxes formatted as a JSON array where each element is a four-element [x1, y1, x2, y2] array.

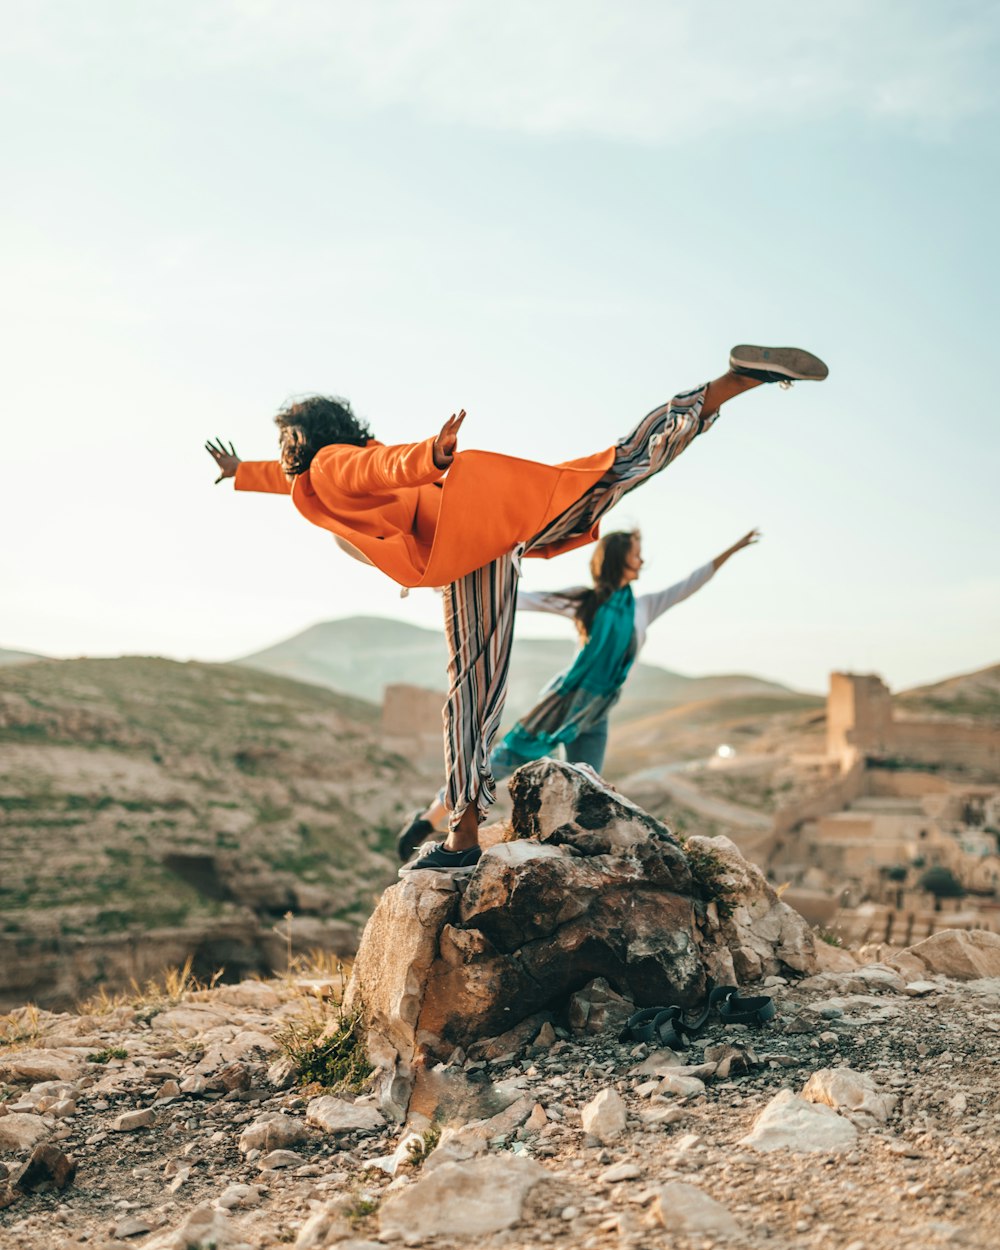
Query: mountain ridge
[[233, 614, 803, 725]]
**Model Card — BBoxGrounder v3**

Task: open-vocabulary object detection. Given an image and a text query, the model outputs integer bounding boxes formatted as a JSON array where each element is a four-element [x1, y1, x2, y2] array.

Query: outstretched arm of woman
[[206, 439, 293, 494], [641, 529, 760, 625], [712, 528, 760, 571], [311, 410, 467, 497]]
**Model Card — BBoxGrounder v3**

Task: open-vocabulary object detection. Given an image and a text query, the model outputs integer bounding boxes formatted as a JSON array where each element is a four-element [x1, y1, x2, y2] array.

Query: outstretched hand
[[713, 527, 761, 572], [433, 409, 465, 470], [732, 528, 761, 553], [205, 438, 241, 484]]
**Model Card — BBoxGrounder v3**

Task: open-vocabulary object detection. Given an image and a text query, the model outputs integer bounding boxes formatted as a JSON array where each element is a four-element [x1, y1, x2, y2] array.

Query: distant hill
[[234, 615, 797, 725], [606, 690, 826, 772], [896, 663, 1000, 721], [0, 646, 43, 666]]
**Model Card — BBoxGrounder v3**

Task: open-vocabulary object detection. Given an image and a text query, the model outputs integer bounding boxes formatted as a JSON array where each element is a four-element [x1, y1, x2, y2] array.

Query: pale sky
[[2, 1, 998, 693]]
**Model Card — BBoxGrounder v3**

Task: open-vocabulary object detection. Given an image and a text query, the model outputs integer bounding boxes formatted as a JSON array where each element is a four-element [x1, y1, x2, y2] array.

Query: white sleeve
[[638, 561, 716, 625], [516, 586, 586, 618]]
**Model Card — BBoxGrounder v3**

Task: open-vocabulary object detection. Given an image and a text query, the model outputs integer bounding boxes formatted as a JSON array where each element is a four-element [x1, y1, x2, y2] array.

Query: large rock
[[12, 1144, 77, 1192], [894, 929, 1000, 980], [141, 1203, 253, 1250], [378, 1156, 547, 1239], [647, 1182, 741, 1236], [802, 1068, 897, 1127], [685, 835, 816, 981], [0, 1113, 49, 1152], [0, 1049, 85, 1084], [739, 1089, 858, 1153], [348, 761, 815, 1118]]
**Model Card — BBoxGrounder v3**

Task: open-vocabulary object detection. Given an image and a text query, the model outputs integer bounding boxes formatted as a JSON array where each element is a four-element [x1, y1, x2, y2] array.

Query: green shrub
[[87, 1047, 129, 1063], [276, 1006, 370, 1093]]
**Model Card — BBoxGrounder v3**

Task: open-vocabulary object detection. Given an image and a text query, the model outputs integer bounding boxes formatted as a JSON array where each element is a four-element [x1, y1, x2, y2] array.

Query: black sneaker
[[729, 345, 829, 384], [396, 811, 436, 862], [397, 842, 483, 877]]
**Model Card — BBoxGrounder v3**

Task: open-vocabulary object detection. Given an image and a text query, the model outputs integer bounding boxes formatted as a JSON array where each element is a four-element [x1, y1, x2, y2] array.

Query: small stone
[[378, 1156, 547, 1239], [167, 1166, 191, 1193], [238, 1112, 309, 1154], [0, 1114, 49, 1151], [114, 1216, 152, 1239], [13, 1145, 77, 1193], [534, 1022, 557, 1050], [580, 1088, 627, 1143], [640, 1105, 684, 1127], [904, 981, 939, 997], [155, 1081, 181, 1102], [647, 1182, 741, 1236], [212, 1061, 251, 1092], [258, 1149, 304, 1170], [673, 1132, 701, 1155], [523, 1103, 548, 1135], [599, 1162, 642, 1183], [657, 1074, 705, 1099], [266, 1056, 298, 1089], [216, 1183, 261, 1209], [113, 1109, 155, 1132], [306, 1096, 385, 1136]]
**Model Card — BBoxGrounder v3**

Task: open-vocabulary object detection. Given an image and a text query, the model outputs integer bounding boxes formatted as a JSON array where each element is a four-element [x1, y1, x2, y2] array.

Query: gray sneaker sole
[[730, 345, 829, 381]]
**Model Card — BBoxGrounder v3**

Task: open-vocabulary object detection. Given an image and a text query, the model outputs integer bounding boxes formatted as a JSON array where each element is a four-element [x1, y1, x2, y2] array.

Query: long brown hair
[[572, 529, 638, 641]]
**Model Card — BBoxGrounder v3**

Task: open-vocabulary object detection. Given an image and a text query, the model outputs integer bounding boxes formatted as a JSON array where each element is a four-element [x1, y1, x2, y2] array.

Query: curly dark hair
[[573, 529, 639, 641], [274, 395, 373, 476]]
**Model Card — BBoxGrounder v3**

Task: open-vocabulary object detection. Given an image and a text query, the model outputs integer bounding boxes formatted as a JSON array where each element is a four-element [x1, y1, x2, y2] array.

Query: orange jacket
[[234, 435, 615, 588]]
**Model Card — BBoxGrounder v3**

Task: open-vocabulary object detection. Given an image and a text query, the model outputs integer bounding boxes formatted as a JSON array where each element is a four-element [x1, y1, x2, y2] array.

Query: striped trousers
[[440, 385, 716, 830]]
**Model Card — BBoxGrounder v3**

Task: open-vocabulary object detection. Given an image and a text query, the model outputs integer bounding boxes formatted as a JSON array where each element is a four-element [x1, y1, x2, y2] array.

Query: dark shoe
[[729, 345, 829, 384], [397, 811, 435, 862], [397, 841, 482, 877]]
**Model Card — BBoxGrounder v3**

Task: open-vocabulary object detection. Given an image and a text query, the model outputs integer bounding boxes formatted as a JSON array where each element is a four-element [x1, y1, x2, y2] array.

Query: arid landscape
[[0, 652, 429, 1011], [2, 626, 997, 1013]]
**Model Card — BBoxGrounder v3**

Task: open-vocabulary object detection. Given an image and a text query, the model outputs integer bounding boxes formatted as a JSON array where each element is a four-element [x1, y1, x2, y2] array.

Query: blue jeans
[[490, 717, 609, 783]]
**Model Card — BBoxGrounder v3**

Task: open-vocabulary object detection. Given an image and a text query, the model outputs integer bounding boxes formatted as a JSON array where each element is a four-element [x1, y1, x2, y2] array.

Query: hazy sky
[[2, 1, 998, 693]]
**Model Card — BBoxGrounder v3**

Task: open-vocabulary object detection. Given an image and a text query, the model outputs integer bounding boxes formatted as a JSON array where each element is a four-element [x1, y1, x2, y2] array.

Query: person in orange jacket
[[207, 345, 828, 873]]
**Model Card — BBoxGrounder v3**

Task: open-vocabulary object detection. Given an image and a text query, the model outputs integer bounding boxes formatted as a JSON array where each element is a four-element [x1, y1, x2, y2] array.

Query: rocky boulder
[[348, 760, 816, 1118], [892, 928, 1000, 980]]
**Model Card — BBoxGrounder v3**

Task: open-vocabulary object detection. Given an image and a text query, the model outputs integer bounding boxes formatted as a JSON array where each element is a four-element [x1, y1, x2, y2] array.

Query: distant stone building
[[826, 670, 1000, 775], [775, 670, 1000, 937], [381, 683, 445, 770]]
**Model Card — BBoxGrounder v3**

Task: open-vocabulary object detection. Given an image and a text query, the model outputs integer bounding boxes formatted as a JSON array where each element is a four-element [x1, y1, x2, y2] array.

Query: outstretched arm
[[712, 528, 760, 571], [641, 529, 760, 624], [312, 409, 467, 496], [205, 439, 292, 495], [516, 586, 587, 618]]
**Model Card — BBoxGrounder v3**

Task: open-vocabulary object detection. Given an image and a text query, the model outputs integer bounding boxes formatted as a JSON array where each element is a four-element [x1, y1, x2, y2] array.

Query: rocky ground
[[2, 936, 1000, 1250]]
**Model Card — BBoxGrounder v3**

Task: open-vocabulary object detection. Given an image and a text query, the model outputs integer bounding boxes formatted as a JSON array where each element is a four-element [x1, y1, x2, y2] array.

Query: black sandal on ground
[[619, 984, 775, 1048]]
